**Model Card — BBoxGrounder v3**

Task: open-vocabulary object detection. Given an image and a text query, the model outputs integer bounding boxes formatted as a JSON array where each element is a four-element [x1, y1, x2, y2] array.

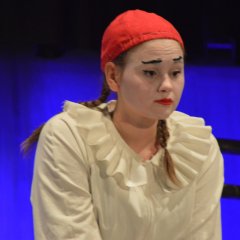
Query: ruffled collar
[[64, 100, 212, 192]]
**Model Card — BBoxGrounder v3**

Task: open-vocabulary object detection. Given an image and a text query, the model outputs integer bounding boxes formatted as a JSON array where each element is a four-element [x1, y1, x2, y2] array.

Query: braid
[[157, 120, 181, 186], [21, 123, 45, 155], [79, 79, 111, 108], [79, 51, 125, 109]]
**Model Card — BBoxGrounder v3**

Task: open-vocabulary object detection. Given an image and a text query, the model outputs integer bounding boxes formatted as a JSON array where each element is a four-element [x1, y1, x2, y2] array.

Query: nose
[[157, 75, 173, 92]]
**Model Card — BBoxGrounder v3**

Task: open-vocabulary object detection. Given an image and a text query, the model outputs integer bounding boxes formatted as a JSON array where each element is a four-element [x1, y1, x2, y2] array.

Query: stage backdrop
[[1, 48, 240, 239]]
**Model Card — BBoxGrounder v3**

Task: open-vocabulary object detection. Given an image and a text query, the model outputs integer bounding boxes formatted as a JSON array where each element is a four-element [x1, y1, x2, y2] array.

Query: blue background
[[1, 48, 240, 239]]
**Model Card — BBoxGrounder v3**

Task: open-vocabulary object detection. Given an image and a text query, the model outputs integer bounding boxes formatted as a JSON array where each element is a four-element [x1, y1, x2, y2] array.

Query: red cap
[[101, 9, 184, 71]]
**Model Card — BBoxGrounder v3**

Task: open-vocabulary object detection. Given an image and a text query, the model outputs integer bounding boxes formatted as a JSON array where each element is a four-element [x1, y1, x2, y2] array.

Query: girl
[[23, 9, 224, 240]]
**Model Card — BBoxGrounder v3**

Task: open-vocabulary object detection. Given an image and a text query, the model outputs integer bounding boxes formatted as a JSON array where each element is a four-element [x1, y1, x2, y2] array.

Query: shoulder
[[168, 111, 207, 127], [168, 110, 220, 148], [168, 111, 213, 142], [39, 101, 111, 157], [41, 101, 104, 136], [37, 102, 100, 169]]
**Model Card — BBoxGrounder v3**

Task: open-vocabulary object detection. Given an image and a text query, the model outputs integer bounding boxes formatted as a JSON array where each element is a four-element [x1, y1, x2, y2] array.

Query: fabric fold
[[164, 111, 212, 190], [64, 101, 212, 191]]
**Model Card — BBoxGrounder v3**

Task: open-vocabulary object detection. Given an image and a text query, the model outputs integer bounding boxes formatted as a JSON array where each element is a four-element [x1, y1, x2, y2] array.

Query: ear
[[104, 62, 121, 92]]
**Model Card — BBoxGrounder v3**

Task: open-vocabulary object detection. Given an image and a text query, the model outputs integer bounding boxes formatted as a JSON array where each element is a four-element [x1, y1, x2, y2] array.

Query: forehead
[[126, 39, 183, 63]]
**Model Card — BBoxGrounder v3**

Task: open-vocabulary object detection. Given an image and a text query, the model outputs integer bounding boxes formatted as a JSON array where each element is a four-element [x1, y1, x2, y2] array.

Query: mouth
[[154, 98, 173, 105]]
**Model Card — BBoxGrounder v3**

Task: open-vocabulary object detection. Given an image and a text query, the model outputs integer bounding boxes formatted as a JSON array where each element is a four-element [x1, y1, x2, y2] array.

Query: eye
[[172, 70, 181, 77], [143, 70, 157, 77]]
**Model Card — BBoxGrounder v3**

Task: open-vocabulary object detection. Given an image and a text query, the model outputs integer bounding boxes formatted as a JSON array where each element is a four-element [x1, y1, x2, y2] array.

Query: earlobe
[[104, 62, 120, 92]]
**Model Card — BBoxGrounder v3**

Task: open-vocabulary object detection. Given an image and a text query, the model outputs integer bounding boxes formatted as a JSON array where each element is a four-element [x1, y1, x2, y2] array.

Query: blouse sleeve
[[31, 115, 102, 240], [187, 134, 224, 240]]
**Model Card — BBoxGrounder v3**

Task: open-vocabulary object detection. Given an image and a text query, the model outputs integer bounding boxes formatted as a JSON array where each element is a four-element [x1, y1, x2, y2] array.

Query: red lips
[[154, 98, 173, 105]]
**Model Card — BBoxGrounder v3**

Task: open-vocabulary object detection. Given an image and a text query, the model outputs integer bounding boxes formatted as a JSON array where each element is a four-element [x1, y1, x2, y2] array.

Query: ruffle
[[64, 101, 212, 191], [164, 111, 212, 191]]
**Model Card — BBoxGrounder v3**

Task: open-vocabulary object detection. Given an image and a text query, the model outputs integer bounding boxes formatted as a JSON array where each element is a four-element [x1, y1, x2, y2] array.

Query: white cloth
[[31, 101, 224, 240]]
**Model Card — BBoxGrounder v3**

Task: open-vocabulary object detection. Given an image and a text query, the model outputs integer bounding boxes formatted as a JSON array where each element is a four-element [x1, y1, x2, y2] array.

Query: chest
[[89, 163, 196, 240]]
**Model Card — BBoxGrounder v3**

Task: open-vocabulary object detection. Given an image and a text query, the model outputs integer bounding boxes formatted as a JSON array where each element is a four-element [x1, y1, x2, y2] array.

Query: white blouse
[[31, 101, 224, 240]]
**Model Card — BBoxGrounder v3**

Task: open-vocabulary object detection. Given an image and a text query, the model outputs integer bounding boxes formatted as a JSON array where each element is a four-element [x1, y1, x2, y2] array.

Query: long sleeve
[[31, 115, 102, 240], [187, 135, 224, 240]]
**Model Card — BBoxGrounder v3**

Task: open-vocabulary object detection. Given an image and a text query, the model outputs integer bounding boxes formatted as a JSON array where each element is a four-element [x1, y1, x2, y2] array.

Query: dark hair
[[21, 51, 180, 186]]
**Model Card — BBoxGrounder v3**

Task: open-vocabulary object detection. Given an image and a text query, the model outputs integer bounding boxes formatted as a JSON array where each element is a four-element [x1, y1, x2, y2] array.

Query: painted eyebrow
[[141, 59, 162, 64], [141, 56, 183, 65], [173, 56, 183, 62]]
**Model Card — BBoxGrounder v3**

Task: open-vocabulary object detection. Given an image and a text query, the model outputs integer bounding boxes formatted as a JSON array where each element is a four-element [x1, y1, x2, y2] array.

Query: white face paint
[[115, 39, 185, 123]]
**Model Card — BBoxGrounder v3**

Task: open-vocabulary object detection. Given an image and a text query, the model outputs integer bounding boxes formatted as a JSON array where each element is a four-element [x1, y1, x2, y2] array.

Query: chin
[[155, 109, 174, 120]]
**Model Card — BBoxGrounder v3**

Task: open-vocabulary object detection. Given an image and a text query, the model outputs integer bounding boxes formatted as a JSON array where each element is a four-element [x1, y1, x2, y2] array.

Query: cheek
[[120, 74, 141, 93], [174, 79, 185, 101], [121, 78, 152, 103]]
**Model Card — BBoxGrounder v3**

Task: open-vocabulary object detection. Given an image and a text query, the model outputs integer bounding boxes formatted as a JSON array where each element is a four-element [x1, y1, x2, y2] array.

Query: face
[[111, 39, 185, 123]]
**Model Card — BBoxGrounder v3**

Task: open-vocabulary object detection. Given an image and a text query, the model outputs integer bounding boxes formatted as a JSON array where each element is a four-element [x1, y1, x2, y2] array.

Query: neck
[[112, 109, 158, 155]]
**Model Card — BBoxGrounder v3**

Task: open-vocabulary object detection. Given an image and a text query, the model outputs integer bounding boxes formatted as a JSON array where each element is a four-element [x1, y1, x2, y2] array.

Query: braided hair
[[156, 120, 180, 186]]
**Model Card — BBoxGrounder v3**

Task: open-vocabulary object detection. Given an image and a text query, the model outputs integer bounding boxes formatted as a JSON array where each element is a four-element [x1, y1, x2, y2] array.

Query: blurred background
[[1, 1, 240, 239]]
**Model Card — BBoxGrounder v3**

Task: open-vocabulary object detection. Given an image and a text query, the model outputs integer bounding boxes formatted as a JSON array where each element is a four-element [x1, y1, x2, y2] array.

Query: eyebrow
[[141, 56, 183, 65], [141, 59, 162, 64], [173, 56, 183, 62]]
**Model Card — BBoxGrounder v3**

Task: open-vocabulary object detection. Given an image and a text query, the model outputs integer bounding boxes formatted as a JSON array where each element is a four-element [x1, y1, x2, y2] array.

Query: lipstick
[[154, 98, 173, 105]]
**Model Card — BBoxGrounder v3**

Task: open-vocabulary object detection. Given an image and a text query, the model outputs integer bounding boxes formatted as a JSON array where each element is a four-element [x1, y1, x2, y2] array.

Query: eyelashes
[[172, 70, 181, 77], [143, 70, 157, 77], [142, 70, 182, 79]]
